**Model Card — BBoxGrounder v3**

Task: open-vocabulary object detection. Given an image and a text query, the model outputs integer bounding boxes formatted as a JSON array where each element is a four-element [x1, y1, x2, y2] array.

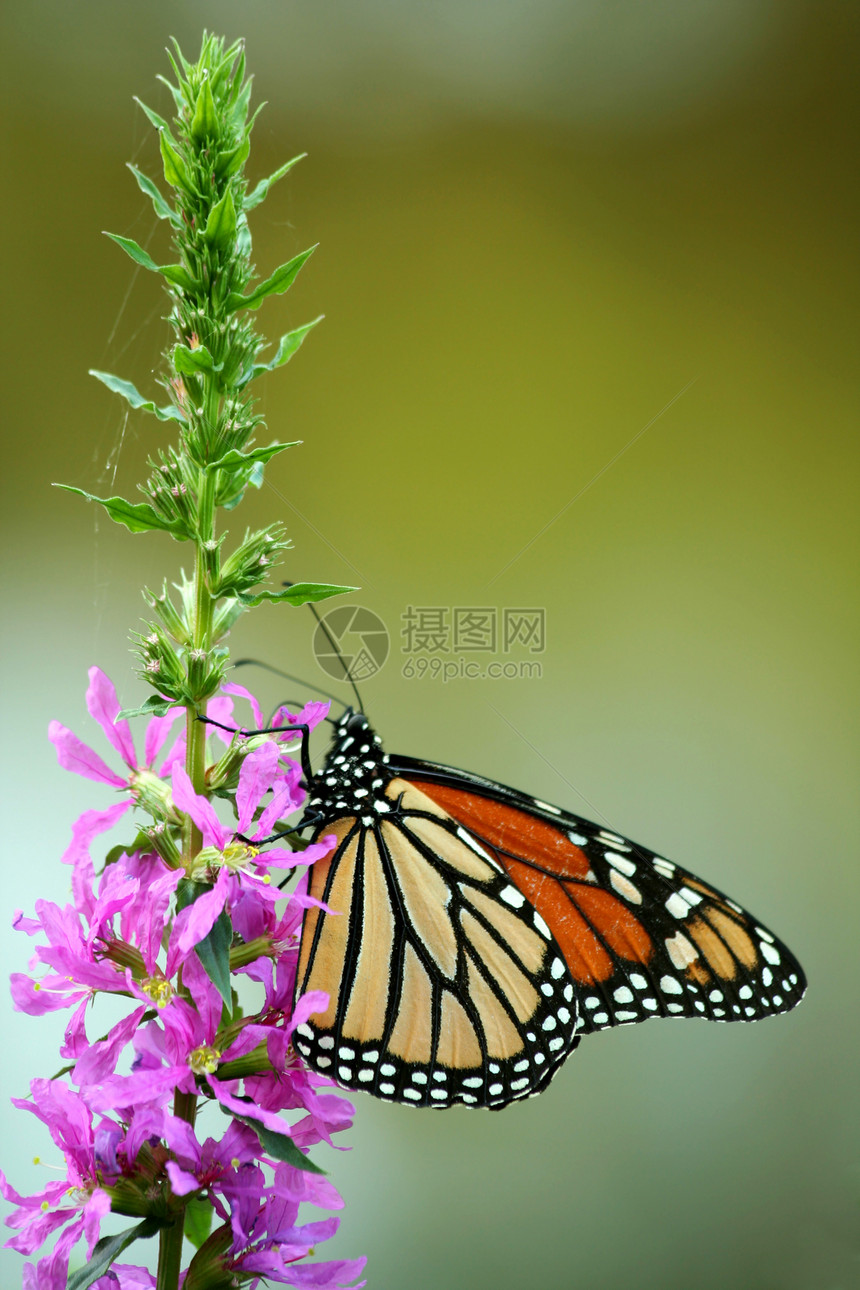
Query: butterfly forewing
[[393, 764, 807, 1034], [294, 776, 581, 1108]]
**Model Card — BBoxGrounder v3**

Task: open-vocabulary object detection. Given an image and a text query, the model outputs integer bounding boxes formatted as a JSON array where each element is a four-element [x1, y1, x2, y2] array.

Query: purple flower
[[1, 1081, 118, 1289]]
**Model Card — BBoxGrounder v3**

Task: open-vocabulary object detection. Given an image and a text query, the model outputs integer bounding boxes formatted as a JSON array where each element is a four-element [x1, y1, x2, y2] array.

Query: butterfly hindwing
[[294, 775, 581, 1109]]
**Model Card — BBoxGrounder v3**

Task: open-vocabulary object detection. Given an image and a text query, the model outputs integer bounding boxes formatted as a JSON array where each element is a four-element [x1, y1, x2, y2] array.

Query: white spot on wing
[[665, 892, 691, 919], [605, 851, 636, 877], [500, 885, 525, 909]]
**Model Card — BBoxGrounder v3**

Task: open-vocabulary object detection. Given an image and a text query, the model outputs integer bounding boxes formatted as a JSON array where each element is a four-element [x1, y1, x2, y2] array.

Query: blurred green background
[[1, 2, 858, 1286]]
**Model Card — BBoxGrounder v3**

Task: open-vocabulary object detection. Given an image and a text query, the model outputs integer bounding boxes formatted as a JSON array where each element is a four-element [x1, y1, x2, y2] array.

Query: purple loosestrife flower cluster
[[4, 32, 361, 1290], [4, 673, 364, 1290]]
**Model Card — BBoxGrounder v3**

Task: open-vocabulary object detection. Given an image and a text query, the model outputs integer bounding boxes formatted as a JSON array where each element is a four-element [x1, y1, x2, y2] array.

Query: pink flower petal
[[143, 705, 185, 767], [48, 722, 126, 787], [171, 764, 230, 849], [169, 869, 231, 967], [289, 991, 330, 1037], [237, 742, 279, 834], [60, 803, 132, 868], [86, 667, 136, 768], [221, 682, 266, 730]]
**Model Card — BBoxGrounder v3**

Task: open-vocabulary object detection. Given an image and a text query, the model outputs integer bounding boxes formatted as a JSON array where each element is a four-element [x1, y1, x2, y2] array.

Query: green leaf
[[248, 317, 323, 382], [225, 246, 316, 313], [160, 130, 191, 190], [176, 878, 208, 914], [116, 695, 178, 721], [55, 486, 189, 539], [90, 370, 184, 423], [208, 441, 298, 472], [127, 164, 180, 226], [215, 135, 250, 181], [133, 96, 169, 134], [238, 582, 357, 608], [67, 1218, 162, 1289], [195, 908, 233, 1017], [184, 1195, 215, 1250], [225, 1108, 326, 1174], [160, 263, 197, 292], [244, 153, 306, 212], [173, 343, 223, 375], [205, 187, 237, 250], [104, 232, 159, 273], [191, 77, 218, 140]]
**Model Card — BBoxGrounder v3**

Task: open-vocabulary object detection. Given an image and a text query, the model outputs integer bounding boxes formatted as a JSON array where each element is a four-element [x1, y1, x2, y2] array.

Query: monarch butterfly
[[270, 705, 807, 1111]]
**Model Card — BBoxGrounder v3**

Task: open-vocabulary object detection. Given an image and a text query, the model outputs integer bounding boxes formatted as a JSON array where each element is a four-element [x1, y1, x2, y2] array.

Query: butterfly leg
[[197, 714, 315, 786]]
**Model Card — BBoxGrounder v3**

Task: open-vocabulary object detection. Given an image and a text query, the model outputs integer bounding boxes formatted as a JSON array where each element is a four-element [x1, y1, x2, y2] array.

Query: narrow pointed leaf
[[226, 246, 316, 313], [89, 370, 184, 423], [117, 696, 178, 721], [215, 136, 250, 180], [133, 96, 169, 133], [195, 908, 233, 1017], [127, 164, 180, 226], [104, 232, 159, 273], [55, 486, 189, 538], [249, 316, 322, 381], [204, 187, 237, 250], [209, 441, 298, 472], [243, 153, 306, 211], [67, 1218, 162, 1289], [173, 343, 223, 375], [191, 77, 218, 140], [155, 73, 185, 114], [224, 1108, 326, 1174], [160, 131, 191, 190], [160, 263, 197, 292], [237, 582, 357, 608]]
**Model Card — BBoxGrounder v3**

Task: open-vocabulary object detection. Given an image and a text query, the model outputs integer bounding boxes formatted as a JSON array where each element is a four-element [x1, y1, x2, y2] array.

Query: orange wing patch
[[412, 782, 652, 986]]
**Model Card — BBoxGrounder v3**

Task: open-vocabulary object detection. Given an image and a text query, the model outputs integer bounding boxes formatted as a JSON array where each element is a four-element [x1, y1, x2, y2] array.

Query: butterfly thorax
[[306, 709, 393, 824]]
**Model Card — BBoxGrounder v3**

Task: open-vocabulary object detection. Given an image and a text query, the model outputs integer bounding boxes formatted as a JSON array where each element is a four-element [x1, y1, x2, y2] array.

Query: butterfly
[[282, 707, 807, 1111]]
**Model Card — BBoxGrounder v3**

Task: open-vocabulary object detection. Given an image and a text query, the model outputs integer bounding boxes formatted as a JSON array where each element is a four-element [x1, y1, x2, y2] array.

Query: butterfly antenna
[[283, 583, 365, 714], [232, 658, 345, 719]]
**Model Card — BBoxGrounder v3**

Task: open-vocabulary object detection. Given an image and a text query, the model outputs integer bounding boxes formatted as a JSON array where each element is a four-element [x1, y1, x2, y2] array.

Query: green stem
[[156, 1089, 198, 1290]]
